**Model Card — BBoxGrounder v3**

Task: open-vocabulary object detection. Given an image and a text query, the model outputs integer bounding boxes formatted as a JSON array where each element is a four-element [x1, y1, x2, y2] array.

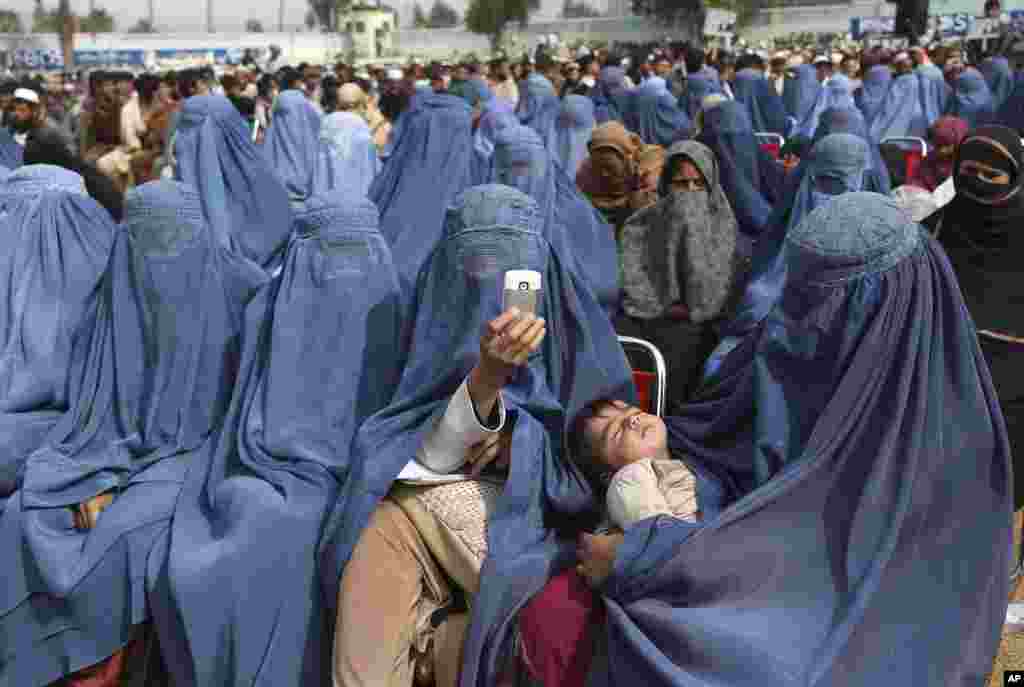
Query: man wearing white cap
[[11, 84, 74, 153]]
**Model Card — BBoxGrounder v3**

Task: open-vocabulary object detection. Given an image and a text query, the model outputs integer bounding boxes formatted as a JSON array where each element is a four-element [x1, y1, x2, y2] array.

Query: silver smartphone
[[503, 270, 542, 316]]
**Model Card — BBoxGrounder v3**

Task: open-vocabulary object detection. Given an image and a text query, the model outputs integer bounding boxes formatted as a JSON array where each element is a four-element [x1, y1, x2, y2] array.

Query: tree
[[427, 0, 459, 27], [0, 10, 23, 33], [465, 0, 539, 50], [561, 0, 601, 18], [245, 18, 265, 31], [79, 7, 114, 32], [412, 2, 428, 27], [305, 8, 318, 30], [32, 0, 61, 33], [631, 0, 705, 45], [128, 18, 156, 32]]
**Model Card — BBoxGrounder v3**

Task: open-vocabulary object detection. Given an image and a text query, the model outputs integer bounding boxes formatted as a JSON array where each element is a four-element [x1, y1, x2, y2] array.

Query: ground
[[989, 514, 1024, 686]]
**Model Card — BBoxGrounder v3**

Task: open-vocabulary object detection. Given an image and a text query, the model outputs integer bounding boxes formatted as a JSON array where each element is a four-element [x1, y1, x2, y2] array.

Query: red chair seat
[[633, 370, 656, 415]]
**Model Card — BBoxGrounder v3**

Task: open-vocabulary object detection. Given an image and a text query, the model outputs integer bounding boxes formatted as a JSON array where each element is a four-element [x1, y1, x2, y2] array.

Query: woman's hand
[[73, 491, 115, 530], [576, 531, 625, 588], [466, 428, 512, 477]]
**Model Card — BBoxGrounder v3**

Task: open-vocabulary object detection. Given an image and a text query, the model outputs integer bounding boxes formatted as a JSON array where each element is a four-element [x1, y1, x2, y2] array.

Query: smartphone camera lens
[[519, 282, 529, 290]]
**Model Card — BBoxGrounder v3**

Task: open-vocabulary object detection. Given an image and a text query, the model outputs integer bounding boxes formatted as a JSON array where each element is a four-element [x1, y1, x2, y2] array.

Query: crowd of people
[[0, 35, 1020, 687]]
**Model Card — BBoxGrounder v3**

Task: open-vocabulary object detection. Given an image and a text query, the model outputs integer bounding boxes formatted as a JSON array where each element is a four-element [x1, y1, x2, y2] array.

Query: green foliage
[[306, 0, 351, 31], [465, 0, 539, 48], [79, 7, 114, 32], [0, 9, 23, 33], [427, 0, 459, 27]]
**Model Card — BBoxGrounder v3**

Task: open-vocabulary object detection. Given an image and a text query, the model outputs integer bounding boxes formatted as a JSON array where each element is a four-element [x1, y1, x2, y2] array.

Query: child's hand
[[576, 531, 624, 588]]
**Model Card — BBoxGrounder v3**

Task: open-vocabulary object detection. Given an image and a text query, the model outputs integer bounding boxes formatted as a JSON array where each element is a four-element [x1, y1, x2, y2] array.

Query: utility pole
[[278, 0, 285, 32], [207, 0, 214, 33], [148, 0, 154, 28]]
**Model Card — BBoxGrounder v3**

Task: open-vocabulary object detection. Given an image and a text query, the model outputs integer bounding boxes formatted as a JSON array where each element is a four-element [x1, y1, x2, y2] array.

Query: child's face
[[582, 400, 667, 472]]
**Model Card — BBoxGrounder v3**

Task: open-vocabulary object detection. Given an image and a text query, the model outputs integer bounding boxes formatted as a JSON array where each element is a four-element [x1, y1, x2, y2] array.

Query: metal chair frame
[[618, 335, 667, 418]]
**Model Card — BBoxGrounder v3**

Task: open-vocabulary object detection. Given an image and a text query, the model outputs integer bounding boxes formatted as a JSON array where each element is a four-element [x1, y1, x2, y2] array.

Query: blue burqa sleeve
[[867, 73, 928, 143], [625, 91, 692, 147], [153, 194, 404, 687], [783, 64, 821, 123], [0, 180, 268, 687], [318, 184, 636, 687], [946, 69, 996, 129], [597, 194, 1010, 687]]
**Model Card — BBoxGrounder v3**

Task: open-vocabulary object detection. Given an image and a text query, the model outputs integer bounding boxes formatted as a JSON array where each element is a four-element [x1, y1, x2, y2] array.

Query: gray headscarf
[[620, 140, 739, 322]]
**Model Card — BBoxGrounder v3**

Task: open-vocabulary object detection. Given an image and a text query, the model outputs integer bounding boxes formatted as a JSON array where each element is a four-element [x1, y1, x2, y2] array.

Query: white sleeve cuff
[[415, 378, 506, 474]]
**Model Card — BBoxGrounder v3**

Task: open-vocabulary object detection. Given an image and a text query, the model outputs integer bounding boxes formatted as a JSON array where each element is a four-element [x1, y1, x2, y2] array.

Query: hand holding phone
[[503, 270, 541, 316]]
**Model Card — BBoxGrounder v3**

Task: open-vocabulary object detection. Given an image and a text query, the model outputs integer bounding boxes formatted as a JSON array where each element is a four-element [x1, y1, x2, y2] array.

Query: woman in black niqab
[[927, 125, 1024, 511]]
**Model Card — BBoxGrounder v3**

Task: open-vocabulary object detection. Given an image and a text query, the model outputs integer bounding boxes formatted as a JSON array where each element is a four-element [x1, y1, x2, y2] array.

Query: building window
[[355, 21, 366, 32], [345, 21, 353, 31], [380, 21, 389, 32]]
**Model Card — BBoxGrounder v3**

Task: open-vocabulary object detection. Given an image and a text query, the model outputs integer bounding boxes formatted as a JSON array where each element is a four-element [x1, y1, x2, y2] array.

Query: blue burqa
[[599, 193, 1010, 687], [947, 69, 996, 129], [706, 132, 879, 379], [625, 88, 692, 148], [319, 184, 636, 687], [695, 101, 786, 237], [472, 108, 519, 186], [981, 56, 1014, 110], [813, 106, 892, 193], [681, 66, 724, 119], [490, 125, 620, 316], [867, 72, 928, 142], [551, 95, 595, 181], [314, 112, 381, 198], [997, 75, 1024, 134], [516, 73, 561, 141], [0, 166, 115, 515], [173, 94, 293, 270], [368, 92, 473, 302], [855, 64, 892, 125], [592, 67, 633, 124], [0, 126, 23, 169], [798, 74, 856, 138], [0, 180, 268, 687], [917, 63, 951, 126], [263, 89, 324, 207], [155, 194, 403, 687], [732, 68, 789, 136], [783, 64, 821, 123]]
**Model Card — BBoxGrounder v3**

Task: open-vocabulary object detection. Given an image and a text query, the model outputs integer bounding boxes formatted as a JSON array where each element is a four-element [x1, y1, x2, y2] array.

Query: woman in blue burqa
[[0, 125, 23, 169], [946, 68, 996, 129], [152, 194, 404, 687], [551, 95, 595, 182], [855, 55, 893, 125], [489, 124, 620, 315], [324, 184, 635, 687], [981, 56, 1014, 111], [368, 91, 473, 303], [797, 73, 856, 138], [314, 111, 381, 197], [172, 94, 293, 271], [812, 106, 892, 192], [0, 165, 115, 517], [515, 72, 561, 140], [782, 63, 821, 125], [0, 179, 268, 687], [525, 192, 1011, 687], [263, 89, 324, 210], [866, 67, 928, 143], [623, 78, 692, 148], [732, 67, 789, 137], [704, 132, 880, 379], [470, 99, 518, 186], [996, 74, 1024, 134], [695, 100, 785, 237], [591, 66, 633, 124]]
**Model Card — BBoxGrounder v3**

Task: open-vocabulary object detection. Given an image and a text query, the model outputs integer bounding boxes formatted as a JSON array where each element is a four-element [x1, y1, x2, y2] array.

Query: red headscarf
[[910, 116, 969, 191]]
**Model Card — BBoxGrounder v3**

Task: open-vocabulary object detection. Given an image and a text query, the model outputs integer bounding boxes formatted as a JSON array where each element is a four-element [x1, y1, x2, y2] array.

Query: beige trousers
[[333, 491, 484, 687]]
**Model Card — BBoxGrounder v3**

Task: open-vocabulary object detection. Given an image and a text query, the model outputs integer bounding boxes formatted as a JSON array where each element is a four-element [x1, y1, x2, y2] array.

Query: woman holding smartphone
[[325, 184, 635, 687]]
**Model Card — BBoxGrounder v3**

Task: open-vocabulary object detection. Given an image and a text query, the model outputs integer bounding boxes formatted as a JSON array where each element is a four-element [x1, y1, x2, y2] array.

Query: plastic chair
[[755, 132, 785, 160], [618, 336, 667, 417], [879, 136, 928, 187]]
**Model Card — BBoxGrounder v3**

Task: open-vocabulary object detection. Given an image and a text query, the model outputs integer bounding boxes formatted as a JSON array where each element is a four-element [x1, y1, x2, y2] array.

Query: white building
[[339, 2, 397, 60]]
